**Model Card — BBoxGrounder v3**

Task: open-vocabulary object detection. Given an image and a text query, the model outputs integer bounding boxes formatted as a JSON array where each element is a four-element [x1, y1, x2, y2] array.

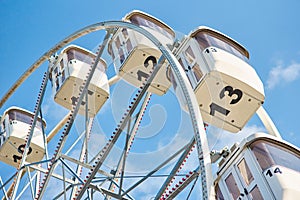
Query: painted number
[[137, 56, 157, 81], [266, 167, 282, 177], [209, 86, 243, 117], [71, 89, 94, 106], [137, 71, 149, 81], [205, 48, 217, 53], [209, 103, 230, 116], [144, 56, 157, 68], [220, 86, 243, 105], [13, 144, 32, 163]]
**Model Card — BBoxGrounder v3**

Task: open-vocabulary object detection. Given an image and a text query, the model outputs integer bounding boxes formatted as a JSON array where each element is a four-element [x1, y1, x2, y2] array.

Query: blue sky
[[1, 0, 300, 199]]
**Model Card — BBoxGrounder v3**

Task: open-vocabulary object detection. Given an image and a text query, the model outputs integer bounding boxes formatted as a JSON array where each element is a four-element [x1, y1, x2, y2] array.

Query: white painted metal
[[1, 11, 296, 200], [263, 166, 300, 199], [0, 107, 46, 168], [49, 45, 109, 117], [256, 106, 282, 139], [214, 133, 300, 200], [172, 26, 265, 133], [108, 10, 175, 95]]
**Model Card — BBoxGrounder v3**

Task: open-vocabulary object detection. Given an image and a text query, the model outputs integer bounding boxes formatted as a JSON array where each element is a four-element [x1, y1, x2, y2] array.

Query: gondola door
[[223, 152, 273, 200], [223, 169, 247, 200]]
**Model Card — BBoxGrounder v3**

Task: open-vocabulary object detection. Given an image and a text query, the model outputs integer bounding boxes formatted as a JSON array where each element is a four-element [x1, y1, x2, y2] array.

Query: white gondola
[[49, 45, 109, 117], [169, 26, 265, 133], [108, 10, 175, 95], [213, 133, 300, 199], [0, 107, 46, 168]]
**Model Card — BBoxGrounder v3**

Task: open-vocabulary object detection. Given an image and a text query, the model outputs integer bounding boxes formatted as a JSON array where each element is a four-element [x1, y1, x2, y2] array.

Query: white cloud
[[266, 61, 300, 89]]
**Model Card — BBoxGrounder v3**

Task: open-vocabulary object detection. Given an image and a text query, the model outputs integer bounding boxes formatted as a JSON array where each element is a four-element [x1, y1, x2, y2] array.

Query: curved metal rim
[[0, 20, 213, 199]]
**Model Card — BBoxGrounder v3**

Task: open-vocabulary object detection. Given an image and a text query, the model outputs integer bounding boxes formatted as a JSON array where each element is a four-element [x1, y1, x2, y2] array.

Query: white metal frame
[[0, 20, 213, 200]]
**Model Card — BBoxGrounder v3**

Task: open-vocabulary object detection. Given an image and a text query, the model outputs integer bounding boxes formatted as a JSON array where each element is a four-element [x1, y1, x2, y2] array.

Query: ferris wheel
[[1, 10, 299, 200]]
